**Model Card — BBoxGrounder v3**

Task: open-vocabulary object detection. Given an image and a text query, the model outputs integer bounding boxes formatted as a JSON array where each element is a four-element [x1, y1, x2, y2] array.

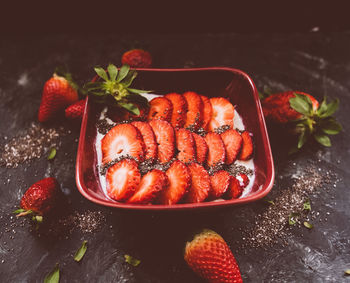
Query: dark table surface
[[0, 32, 349, 282]]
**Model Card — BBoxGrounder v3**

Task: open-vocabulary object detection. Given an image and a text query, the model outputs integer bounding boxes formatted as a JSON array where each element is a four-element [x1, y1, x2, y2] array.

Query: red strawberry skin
[[101, 123, 145, 164], [238, 131, 254, 160], [128, 169, 168, 204], [165, 93, 187, 129], [184, 230, 243, 283], [176, 128, 196, 164], [149, 119, 175, 163], [205, 132, 226, 167], [200, 95, 213, 130], [262, 91, 319, 124], [221, 129, 243, 164], [121, 49, 152, 68], [226, 176, 243, 199], [20, 177, 60, 215], [65, 99, 86, 120], [210, 170, 231, 199], [208, 97, 235, 131], [148, 97, 173, 122], [38, 74, 78, 122], [192, 133, 208, 164], [106, 159, 141, 201], [183, 91, 204, 130], [158, 160, 191, 205], [131, 121, 158, 161], [186, 163, 211, 203]]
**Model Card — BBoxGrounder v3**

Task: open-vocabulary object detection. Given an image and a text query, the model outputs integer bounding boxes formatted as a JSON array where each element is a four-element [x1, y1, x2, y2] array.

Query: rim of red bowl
[[75, 67, 275, 211]]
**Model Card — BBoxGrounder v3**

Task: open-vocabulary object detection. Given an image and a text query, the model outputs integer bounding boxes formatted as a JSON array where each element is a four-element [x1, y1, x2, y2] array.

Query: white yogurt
[[95, 93, 256, 201]]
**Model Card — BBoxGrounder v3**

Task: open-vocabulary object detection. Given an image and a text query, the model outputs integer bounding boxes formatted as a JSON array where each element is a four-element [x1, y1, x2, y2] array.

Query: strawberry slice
[[192, 133, 208, 164], [221, 129, 243, 164], [204, 132, 226, 167], [183, 91, 203, 130], [149, 119, 175, 163], [176, 128, 196, 164], [226, 176, 243, 199], [106, 159, 141, 201], [158, 160, 191, 205], [128, 169, 168, 204], [165, 93, 187, 129], [208, 97, 235, 131], [186, 163, 211, 203], [238, 131, 254, 160], [122, 102, 149, 122], [148, 97, 173, 122], [101, 123, 145, 164], [238, 173, 249, 188], [200, 95, 212, 130], [131, 121, 157, 161], [210, 170, 231, 199]]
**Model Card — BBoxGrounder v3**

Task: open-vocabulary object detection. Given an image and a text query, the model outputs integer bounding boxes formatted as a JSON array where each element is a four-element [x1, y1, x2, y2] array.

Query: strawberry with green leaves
[[262, 91, 342, 150], [84, 64, 150, 116]]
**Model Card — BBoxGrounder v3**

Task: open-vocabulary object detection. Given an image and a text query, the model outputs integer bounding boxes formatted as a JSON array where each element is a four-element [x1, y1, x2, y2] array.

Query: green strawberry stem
[[289, 93, 342, 150], [15, 210, 33, 217], [84, 64, 150, 115]]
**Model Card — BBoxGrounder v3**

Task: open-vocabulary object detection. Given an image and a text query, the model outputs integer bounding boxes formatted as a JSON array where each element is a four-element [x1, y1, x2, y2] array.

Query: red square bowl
[[75, 67, 274, 210]]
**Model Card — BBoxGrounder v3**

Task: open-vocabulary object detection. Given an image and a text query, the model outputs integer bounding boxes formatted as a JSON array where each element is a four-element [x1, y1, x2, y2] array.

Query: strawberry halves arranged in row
[[106, 158, 251, 205]]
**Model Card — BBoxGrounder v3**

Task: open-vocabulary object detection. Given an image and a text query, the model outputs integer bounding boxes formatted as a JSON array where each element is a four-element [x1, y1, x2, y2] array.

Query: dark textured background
[[0, 32, 350, 282]]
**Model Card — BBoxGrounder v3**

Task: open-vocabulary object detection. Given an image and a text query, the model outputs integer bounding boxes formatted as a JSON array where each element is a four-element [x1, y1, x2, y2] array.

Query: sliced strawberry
[[200, 95, 212, 130], [192, 133, 208, 164], [204, 132, 226, 167], [106, 159, 141, 201], [238, 131, 254, 160], [131, 121, 157, 161], [102, 123, 145, 164], [158, 160, 191, 205], [185, 163, 211, 203], [148, 97, 173, 121], [221, 129, 243, 164], [238, 173, 249, 188], [128, 169, 168, 204], [149, 119, 175, 163], [208, 97, 235, 131], [183, 91, 203, 130], [176, 128, 196, 164], [210, 170, 231, 199], [226, 176, 243, 199], [165, 93, 187, 129], [122, 102, 149, 121]]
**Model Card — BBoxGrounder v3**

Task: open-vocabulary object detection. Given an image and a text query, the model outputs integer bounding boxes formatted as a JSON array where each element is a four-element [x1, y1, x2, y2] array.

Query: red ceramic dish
[[75, 67, 274, 210]]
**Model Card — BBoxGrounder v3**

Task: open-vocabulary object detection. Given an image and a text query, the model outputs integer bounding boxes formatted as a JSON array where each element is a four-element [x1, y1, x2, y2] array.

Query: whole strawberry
[[15, 177, 60, 220], [38, 73, 78, 122], [121, 49, 152, 68], [65, 98, 86, 120], [261, 91, 342, 149], [184, 229, 242, 283]]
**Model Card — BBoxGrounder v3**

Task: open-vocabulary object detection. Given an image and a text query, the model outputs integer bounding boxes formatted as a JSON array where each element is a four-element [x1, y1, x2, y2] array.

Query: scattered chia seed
[[214, 125, 231, 134], [0, 123, 66, 168], [96, 119, 115, 135], [242, 163, 337, 248], [225, 164, 254, 177]]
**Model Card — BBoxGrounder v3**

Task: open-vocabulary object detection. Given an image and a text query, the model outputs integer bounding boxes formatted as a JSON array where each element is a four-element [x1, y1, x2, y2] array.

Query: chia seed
[[214, 125, 231, 134]]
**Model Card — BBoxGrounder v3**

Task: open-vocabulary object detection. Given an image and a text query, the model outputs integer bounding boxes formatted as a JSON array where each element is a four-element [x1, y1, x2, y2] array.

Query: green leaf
[[317, 96, 328, 116], [107, 64, 118, 81], [47, 148, 56, 160], [288, 212, 299, 225], [94, 67, 108, 81], [314, 133, 331, 147], [117, 65, 130, 83], [319, 98, 339, 118], [303, 221, 313, 229], [13, 208, 26, 214], [303, 200, 311, 211], [345, 269, 350, 276], [74, 240, 88, 262], [266, 200, 275, 205], [124, 254, 141, 267], [289, 93, 312, 116], [297, 131, 308, 149], [119, 102, 140, 116], [35, 215, 43, 223], [44, 264, 60, 283], [320, 119, 342, 135], [122, 70, 137, 87], [127, 88, 150, 94]]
